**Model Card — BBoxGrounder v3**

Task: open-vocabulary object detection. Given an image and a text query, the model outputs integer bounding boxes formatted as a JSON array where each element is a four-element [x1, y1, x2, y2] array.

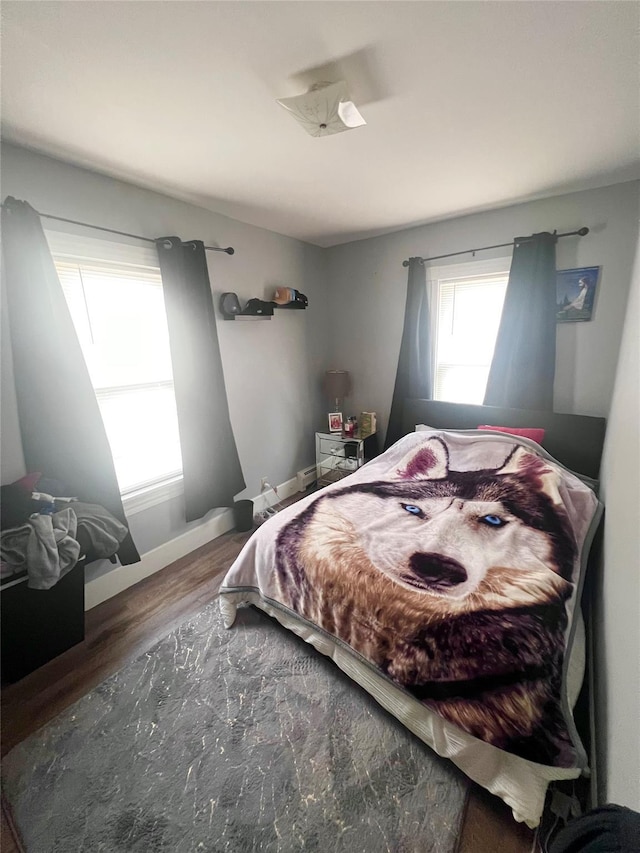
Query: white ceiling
[[2, 1, 639, 247]]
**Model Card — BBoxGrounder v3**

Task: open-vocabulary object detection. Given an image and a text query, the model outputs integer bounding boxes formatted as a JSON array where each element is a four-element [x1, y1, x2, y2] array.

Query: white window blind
[[432, 264, 509, 404], [47, 231, 183, 495]]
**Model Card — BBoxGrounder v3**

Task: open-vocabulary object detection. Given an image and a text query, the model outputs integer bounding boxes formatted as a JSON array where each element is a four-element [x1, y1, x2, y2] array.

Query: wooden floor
[[1, 516, 537, 853]]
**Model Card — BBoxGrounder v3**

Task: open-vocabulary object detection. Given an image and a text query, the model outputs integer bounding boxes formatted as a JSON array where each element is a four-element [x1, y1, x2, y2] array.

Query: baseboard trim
[[84, 475, 300, 611]]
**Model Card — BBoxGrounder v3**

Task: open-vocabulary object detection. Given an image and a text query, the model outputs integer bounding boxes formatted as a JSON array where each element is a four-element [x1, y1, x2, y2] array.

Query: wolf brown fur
[[275, 439, 579, 766]]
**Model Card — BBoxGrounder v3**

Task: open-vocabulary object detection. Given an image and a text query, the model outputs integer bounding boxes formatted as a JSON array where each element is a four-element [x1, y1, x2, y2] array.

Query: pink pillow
[[12, 472, 42, 493], [477, 425, 545, 445]]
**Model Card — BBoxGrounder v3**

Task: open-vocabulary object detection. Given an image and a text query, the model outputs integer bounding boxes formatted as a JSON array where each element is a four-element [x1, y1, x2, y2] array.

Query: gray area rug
[[3, 602, 468, 853]]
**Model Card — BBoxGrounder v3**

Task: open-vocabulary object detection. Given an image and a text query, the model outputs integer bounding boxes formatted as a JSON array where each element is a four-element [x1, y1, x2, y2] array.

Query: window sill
[[122, 476, 184, 516]]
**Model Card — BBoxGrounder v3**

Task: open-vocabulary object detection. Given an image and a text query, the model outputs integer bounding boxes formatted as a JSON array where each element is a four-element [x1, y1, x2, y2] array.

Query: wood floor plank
[[1, 503, 536, 852], [458, 784, 537, 853]]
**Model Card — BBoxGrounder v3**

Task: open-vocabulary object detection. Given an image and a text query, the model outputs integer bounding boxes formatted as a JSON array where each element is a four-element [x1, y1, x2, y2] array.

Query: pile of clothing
[[1, 473, 128, 590]]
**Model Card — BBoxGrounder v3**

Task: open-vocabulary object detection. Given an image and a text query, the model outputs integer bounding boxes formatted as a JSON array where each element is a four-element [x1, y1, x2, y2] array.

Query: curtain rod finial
[[578, 227, 589, 237], [225, 247, 235, 255], [402, 260, 409, 267]]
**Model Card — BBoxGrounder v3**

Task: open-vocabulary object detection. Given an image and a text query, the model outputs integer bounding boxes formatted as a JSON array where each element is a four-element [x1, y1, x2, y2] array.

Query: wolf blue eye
[[402, 504, 424, 517], [480, 514, 506, 527]]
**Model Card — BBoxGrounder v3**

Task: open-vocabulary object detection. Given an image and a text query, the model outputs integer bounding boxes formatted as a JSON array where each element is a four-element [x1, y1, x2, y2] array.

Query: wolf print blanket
[[220, 431, 601, 776]]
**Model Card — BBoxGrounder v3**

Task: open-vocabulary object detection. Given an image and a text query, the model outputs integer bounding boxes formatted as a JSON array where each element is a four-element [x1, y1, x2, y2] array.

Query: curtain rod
[[1, 203, 235, 255], [401, 227, 589, 267]]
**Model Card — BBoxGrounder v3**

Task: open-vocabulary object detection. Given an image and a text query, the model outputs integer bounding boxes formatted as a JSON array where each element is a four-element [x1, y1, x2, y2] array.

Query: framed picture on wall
[[556, 266, 600, 323], [328, 412, 343, 432]]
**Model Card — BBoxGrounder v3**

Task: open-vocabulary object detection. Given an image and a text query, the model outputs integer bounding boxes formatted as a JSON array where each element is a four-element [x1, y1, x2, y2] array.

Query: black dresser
[[1, 558, 86, 683]]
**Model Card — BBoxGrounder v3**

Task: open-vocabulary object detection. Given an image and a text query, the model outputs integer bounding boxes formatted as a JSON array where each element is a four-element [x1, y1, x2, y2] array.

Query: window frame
[[428, 255, 511, 405], [45, 227, 184, 514]]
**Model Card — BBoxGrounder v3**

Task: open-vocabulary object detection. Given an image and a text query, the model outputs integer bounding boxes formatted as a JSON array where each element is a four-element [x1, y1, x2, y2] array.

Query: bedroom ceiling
[[2, 1, 639, 248]]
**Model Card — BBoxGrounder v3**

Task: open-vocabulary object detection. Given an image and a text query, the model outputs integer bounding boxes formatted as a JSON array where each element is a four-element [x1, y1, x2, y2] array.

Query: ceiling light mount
[[276, 80, 366, 138]]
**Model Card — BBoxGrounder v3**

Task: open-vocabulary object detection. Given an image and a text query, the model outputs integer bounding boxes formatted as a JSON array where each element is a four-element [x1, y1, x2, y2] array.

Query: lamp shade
[[323, 370, 351, 402], [276, 81, 366, 138]]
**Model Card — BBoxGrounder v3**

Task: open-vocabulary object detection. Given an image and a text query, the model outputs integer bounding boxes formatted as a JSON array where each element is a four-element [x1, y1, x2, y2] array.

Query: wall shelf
[[220, 292, 275, 320], [219, 292, 307, 321], [222, 308, 307, 320], [223, 314, 272, 321]]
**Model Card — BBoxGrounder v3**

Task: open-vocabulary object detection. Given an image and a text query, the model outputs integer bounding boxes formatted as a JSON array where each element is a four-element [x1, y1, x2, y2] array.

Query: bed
[[219, 400, 606, 829]]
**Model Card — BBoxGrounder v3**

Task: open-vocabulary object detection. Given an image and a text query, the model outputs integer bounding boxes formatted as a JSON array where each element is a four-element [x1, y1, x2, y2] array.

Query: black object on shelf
[[220, 293, 280, 320], [276, 290, 308, 309], [220, 292, 242, 319], [1, 558, 86, 683], [242, 298, 275, 316], [221, 289, 308, 320]]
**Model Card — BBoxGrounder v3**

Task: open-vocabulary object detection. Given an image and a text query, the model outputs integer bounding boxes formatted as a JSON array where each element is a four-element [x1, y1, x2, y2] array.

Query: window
[[430, 258, 509, 404], [46, 231, 182, 497]]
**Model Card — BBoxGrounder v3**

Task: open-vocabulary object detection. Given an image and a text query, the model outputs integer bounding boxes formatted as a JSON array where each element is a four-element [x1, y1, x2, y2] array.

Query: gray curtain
[[156, 238, 245, 522], [484, 232, 558, 410], [1, 197, 140, 564], [384, 257, 432, 449]]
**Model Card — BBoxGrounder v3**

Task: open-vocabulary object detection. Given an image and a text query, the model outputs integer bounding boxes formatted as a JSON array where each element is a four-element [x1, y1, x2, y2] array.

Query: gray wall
[[597, 232, 640, 810], [325, 181, 640, 443], [1, 143, 329, 552]]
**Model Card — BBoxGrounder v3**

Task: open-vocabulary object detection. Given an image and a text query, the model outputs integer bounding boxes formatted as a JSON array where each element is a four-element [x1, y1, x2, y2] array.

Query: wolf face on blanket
[[275, 437, 578, 765]]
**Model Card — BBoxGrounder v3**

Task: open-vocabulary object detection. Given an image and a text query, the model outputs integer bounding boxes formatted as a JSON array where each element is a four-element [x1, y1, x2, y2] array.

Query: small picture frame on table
[[328, 412, 343, 433]]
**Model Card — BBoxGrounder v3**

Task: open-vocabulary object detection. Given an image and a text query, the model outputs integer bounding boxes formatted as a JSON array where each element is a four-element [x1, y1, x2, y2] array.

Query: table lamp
[[323, 370, 351, 411]]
